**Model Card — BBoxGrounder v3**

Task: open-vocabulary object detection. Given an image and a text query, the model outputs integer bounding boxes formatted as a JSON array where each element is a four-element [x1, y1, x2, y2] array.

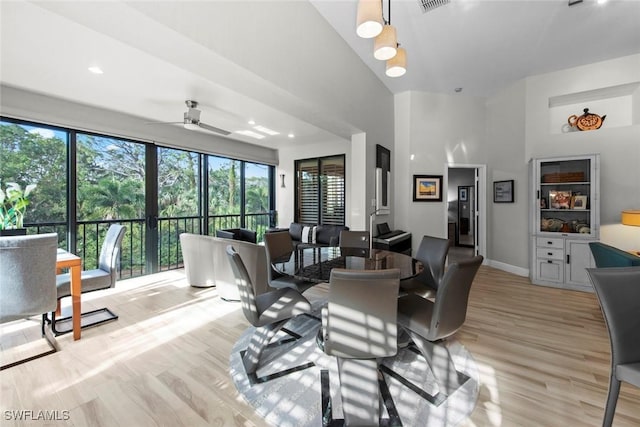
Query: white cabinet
[[530, 154, 599, 291]]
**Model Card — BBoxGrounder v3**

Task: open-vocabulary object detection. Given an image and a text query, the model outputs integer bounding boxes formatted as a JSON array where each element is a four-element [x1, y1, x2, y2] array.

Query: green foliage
[[0, 123, 67, 224], [0, 181, 37, 229], [1, 120, 272, 274]]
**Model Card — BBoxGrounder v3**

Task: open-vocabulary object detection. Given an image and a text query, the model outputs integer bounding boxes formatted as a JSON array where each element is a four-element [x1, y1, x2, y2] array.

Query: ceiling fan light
[[356, 0, 383, 38], [184, 122, 199, 131], [374, 25, 397, 60], [386, 47, 407, 77]]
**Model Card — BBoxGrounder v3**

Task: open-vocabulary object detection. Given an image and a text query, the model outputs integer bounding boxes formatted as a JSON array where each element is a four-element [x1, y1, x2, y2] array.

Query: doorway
[[446, 164, 486, 264]]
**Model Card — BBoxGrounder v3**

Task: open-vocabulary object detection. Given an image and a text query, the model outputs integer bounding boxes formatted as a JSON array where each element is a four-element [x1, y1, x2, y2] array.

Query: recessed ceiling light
[[248, 120, 256, 125], [236, 130, 265, 140], [253, 125, 279, 136], [88, 66, 103, 74], [288, 133, 295, 138]]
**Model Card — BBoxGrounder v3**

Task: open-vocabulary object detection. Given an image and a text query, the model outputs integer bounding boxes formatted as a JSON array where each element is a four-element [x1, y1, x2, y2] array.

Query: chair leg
[[602, 375, 621, 427], [405, 329, 462, 396], [243, 319, 288, 374], [336, 358, 380, 426]]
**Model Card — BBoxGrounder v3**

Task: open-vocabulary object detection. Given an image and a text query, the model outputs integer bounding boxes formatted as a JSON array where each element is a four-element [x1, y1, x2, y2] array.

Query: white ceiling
[[312, 0, 640, 97], [1, 0, 639, 151]]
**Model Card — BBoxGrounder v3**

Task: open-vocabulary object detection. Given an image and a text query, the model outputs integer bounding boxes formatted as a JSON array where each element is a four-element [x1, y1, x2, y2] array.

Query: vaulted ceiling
[[1, 1, 639, 150]]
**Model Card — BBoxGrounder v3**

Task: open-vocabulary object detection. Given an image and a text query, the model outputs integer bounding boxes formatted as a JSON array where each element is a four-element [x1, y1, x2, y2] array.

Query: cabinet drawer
[[537, 259, 564, 283], [536, 237, 564, 249], [536, 247, 564, 260]]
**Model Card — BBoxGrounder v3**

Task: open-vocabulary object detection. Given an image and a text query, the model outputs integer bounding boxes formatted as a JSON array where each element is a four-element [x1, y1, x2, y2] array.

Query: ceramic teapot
[[568, 108, 606, 131]]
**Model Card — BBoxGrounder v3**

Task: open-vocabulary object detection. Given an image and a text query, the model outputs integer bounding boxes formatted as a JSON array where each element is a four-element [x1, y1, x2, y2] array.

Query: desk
[[271, 247, 421, 283], [56, 249, 82, 340]]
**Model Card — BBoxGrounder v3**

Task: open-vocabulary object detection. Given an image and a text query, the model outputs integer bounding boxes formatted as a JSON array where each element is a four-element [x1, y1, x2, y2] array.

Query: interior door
[[457, 185, 475, 247]]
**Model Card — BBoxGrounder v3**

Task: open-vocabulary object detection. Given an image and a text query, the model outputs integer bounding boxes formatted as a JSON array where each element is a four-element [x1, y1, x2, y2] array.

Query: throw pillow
[[301, 226, 317, 244]]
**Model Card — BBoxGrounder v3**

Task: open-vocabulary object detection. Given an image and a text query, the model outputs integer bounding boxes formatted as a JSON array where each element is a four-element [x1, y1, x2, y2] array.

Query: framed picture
[[540, 197, 547, 209], [413, 175, 443, 202], [376, 144, 391, 214], [493, 180, 514, 203], [571, 195, 587, 210], [549, 190, 571, 209], [459, 187, 468, 202]]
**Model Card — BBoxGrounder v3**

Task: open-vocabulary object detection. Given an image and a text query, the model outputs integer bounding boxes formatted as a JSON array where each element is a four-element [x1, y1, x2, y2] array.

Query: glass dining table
[[270, 246, 422, 283]]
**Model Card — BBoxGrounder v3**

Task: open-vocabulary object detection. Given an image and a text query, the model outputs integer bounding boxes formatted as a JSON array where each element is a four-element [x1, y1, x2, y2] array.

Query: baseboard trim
[[487, 259, 529, 277]]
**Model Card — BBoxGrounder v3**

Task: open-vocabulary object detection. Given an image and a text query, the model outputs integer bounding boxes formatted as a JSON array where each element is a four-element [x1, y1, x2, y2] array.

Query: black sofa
[[272, 222, 349, 249], [215, 228, 257, 244]]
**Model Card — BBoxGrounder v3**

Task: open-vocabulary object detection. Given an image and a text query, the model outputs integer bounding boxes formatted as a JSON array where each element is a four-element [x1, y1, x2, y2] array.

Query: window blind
[[295, 155, 345, 226]]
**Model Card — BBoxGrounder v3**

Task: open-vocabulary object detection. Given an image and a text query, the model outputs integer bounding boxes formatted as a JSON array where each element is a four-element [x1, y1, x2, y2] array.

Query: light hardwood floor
[[1, 266, 639, 426]]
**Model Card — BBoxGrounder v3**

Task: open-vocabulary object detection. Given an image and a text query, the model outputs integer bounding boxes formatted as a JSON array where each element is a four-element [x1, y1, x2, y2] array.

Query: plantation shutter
[[295, 155, 345, 226], [296, 159, 319, 224], [320, 157, 345, 225]]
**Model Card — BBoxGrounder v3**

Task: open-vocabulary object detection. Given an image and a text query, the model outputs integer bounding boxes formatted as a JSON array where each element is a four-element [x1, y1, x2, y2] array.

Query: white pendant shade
[[374, 25, 397, 61], [386, 47, 407, 77], [356, 0, 383, 38]]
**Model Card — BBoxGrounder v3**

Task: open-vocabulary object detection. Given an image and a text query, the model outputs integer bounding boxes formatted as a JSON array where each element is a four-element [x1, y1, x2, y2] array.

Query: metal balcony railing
[[23, 212, 273, 279]]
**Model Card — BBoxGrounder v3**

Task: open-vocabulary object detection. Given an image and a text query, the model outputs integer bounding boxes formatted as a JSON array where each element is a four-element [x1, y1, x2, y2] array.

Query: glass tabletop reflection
[[271, 247, 422, 283]]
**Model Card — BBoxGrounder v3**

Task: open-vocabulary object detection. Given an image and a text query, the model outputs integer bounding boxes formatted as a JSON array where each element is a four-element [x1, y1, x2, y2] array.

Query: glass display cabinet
[[530, 154, 599, 291]]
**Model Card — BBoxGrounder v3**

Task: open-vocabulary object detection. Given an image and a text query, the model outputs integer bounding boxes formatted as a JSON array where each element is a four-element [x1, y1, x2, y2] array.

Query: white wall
[[525, 54, 640, 251], [395, 54, 640, 273], [276, 139, 350, 228], [485, 80, 529, 270], [394, 91, 488, 254]]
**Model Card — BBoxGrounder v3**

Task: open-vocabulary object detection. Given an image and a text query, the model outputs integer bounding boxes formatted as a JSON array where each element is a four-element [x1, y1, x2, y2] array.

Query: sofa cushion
[[301, 226, 317, 244], [589, 242, 640, 268], [289, 222, 305, 241], [316, 225, 349, 246]]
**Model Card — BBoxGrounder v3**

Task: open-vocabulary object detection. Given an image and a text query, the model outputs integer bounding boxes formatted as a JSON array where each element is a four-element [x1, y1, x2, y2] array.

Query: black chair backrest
[[339, 230, 369, 249], [587, 267, 640, 367], [414, 235, 450, 289], [326, 268, 400, 359], [429, 255, 483, 341], [226, 245, 259, 326], [98, 224, 126, 288], [0, 233, 58, 322]]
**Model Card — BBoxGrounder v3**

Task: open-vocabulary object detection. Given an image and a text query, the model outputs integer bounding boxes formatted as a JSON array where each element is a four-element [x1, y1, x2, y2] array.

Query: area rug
[[229, 302, 479, 427]]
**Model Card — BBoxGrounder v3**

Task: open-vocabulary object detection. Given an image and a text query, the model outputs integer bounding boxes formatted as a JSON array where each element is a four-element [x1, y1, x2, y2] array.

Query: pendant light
[[374, 24, 397, 60], [356, 0, 383, 38], [386, 46, 406, 77]]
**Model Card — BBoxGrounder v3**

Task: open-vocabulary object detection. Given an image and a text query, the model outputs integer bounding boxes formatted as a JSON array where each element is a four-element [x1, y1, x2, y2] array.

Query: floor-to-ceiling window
[[244, 161, 272, 241], [0, 119, 68, 240], [157, 147, 201, 271], [1, 116, 274, 278], [76, 133, 146, 276]]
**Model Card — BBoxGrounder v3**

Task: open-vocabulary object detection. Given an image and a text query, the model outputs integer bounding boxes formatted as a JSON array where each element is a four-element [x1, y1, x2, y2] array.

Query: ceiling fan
[[149, 100, 231, 136]]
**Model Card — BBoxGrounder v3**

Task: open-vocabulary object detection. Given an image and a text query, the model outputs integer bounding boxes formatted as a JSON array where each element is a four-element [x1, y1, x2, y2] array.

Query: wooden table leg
[[70, 263, 82, 340]]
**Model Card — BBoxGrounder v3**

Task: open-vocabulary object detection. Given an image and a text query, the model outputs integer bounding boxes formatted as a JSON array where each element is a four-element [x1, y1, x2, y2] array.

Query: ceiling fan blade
[[198, 122, 231, 136]]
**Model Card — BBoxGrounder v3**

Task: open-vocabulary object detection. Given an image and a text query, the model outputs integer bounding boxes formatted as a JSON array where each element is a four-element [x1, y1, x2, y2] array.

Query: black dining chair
[[263, 231, 316, 293], [397, 255, 483, 395], [0, 233, 59, 370], [399, 235, 450, 298], [51, 224, 126, 335], [226, 245, 311, 375], [586, 266, 640, 427], [322, 268, 400, 426]]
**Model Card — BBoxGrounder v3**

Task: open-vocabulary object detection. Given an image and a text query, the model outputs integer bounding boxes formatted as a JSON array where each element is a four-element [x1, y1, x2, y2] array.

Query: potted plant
[[0, 182, 37, 236]]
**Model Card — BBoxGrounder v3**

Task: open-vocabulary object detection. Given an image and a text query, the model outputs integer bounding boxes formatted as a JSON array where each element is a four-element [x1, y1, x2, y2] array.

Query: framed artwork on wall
[[413, 175, 443, 202], [376, 144, 391, 214], [459, 187, 468, 202], [494, 180, 514, 203]]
